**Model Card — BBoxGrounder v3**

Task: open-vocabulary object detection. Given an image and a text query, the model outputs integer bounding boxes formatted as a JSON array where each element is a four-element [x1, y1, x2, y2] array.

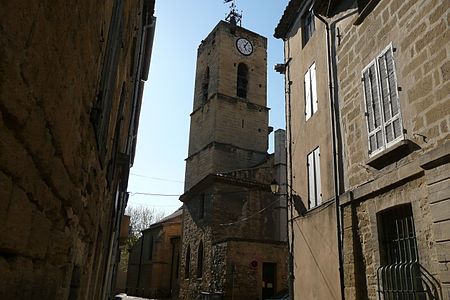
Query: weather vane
[[224, 0, 242, 26]]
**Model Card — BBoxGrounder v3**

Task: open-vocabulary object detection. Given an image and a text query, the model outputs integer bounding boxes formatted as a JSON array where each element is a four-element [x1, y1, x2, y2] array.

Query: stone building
[[275, 0, 450, 299], [180, 17, 288, 300], [0, 0, 155, 299], [127, 208, 182, 299]]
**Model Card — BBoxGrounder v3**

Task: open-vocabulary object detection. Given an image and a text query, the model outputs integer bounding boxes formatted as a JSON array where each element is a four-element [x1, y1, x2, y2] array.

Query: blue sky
[[127, 0, 289, 216]]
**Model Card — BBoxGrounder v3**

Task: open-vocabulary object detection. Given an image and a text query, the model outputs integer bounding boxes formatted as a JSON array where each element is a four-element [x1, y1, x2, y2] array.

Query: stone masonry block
[[436, 240, 450, 263], [407, 74, 433, 103], [0, 186, 32, 255], [426, 100, 450, 126], [26, 209, 51, 259], [416, 20, 447, 53], [442, 60, 450, 82], [430, 199, 450, 223], [0, 171, 13, 227], [432, 219, 450, 242], [47, 228, 72, 267]]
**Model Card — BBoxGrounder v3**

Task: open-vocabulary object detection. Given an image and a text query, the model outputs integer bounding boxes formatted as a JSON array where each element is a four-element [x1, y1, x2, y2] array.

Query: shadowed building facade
[[0, 0, 155, 298], [180, 19, 288, 300], [127, 208, 182, 299]]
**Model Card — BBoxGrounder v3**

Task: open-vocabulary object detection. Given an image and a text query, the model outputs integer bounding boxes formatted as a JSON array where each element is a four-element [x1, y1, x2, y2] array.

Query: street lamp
[[270, 179, 280, 195]]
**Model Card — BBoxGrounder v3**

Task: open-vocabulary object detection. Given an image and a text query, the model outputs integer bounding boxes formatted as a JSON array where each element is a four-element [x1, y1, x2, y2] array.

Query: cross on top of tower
[[224, 0, 242, 26]]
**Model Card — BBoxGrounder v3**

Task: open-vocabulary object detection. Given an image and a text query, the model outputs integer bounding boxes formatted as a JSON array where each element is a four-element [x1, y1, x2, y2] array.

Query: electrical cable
[[129, 192, 181, 197], [130, 172, 184, 183]]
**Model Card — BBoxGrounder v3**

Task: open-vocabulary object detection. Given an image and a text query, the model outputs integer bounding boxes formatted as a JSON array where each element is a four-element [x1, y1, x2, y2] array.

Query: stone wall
[[180, 162, 287, 300], [224, 240, 288, 300], [336, 0, 449, 189], [334, 0, 450, 298], [0, 0, 152, 298]]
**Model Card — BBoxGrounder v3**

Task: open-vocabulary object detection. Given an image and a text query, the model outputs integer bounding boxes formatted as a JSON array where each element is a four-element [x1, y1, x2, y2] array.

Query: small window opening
[[302, 7, 315, 46], [199, 194, 205, 219], [237, 63, 248, 98], [376, 205, 436, 298], [197, 241, 204, 278], [202, 67, 209, 103]]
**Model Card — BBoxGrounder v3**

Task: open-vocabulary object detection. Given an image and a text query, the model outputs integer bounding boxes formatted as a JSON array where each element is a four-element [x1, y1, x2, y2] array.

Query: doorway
[[262, 262, 276, 299]]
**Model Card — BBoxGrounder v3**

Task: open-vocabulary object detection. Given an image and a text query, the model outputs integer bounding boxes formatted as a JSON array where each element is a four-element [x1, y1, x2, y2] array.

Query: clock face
[[236, 38, 253, 56]]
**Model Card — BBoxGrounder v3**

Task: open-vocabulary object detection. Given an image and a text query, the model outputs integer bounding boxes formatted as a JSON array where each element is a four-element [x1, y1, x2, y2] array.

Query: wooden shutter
[[307, 151, 315, 208], [311, 63, 318, 114], [362, 63, 383, 154], [305, 68, 312, 120], [314, 147, 322, 206], [378, 47, 402, 145]]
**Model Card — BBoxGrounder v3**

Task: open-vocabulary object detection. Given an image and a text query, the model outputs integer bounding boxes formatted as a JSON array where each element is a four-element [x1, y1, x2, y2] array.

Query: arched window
[[185, 245, 191, 279], [237, 63, 248, 98], [202, 67, 210, 103], [197, 241, 204, 278]]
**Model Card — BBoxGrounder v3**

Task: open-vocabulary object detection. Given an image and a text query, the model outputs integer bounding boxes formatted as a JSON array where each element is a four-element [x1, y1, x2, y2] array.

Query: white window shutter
[[307, 152, 315, 208], [311, 63, 318, 114], [305, 68, 312, 120], [362, 63, 383, 154], [378, 47, 402, 144], [314, 148, 322, 206]]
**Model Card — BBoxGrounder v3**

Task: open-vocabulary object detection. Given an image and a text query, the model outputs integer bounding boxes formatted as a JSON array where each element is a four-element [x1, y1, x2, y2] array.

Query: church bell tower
[[184, 17, 269, 190]]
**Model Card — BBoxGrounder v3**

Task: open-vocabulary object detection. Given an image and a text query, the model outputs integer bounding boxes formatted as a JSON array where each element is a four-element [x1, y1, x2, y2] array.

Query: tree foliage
[[126, 205, 165, 243], [119, 205, 165, 272]]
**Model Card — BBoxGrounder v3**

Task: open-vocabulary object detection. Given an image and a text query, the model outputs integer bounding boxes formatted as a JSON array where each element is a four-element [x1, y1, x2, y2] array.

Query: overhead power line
[[130, 172, 184, 183], [129, 192, 181, 197]]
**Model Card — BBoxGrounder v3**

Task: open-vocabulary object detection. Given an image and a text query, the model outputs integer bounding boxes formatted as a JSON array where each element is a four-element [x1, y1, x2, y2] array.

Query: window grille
[[362, 45, 403, 156], [377, 205, 440, 299]]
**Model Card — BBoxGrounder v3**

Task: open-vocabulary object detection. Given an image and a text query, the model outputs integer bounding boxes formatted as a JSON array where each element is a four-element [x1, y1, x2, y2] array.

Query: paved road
[[115, 294, 153, 300]]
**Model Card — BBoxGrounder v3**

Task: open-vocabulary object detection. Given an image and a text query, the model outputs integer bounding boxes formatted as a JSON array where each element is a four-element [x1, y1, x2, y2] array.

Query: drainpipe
[[282, 38, 295, 300], [314, 12, 345, 300]]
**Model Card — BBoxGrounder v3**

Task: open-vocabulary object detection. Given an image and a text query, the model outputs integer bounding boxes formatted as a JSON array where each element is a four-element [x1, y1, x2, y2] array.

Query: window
[[237, 63, 248, 98], [377, 205, 427, 299], [362, 45, 403, 156], [202, 67, 209, 103], [199, 193, 205, 219], [185, 245, 191, 279], [148, 236, 153, 260], [302, 7, 315, 46], [307, 147, 321, 208], [197, 241, 204, 278], [304, 63, 317, 120]]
